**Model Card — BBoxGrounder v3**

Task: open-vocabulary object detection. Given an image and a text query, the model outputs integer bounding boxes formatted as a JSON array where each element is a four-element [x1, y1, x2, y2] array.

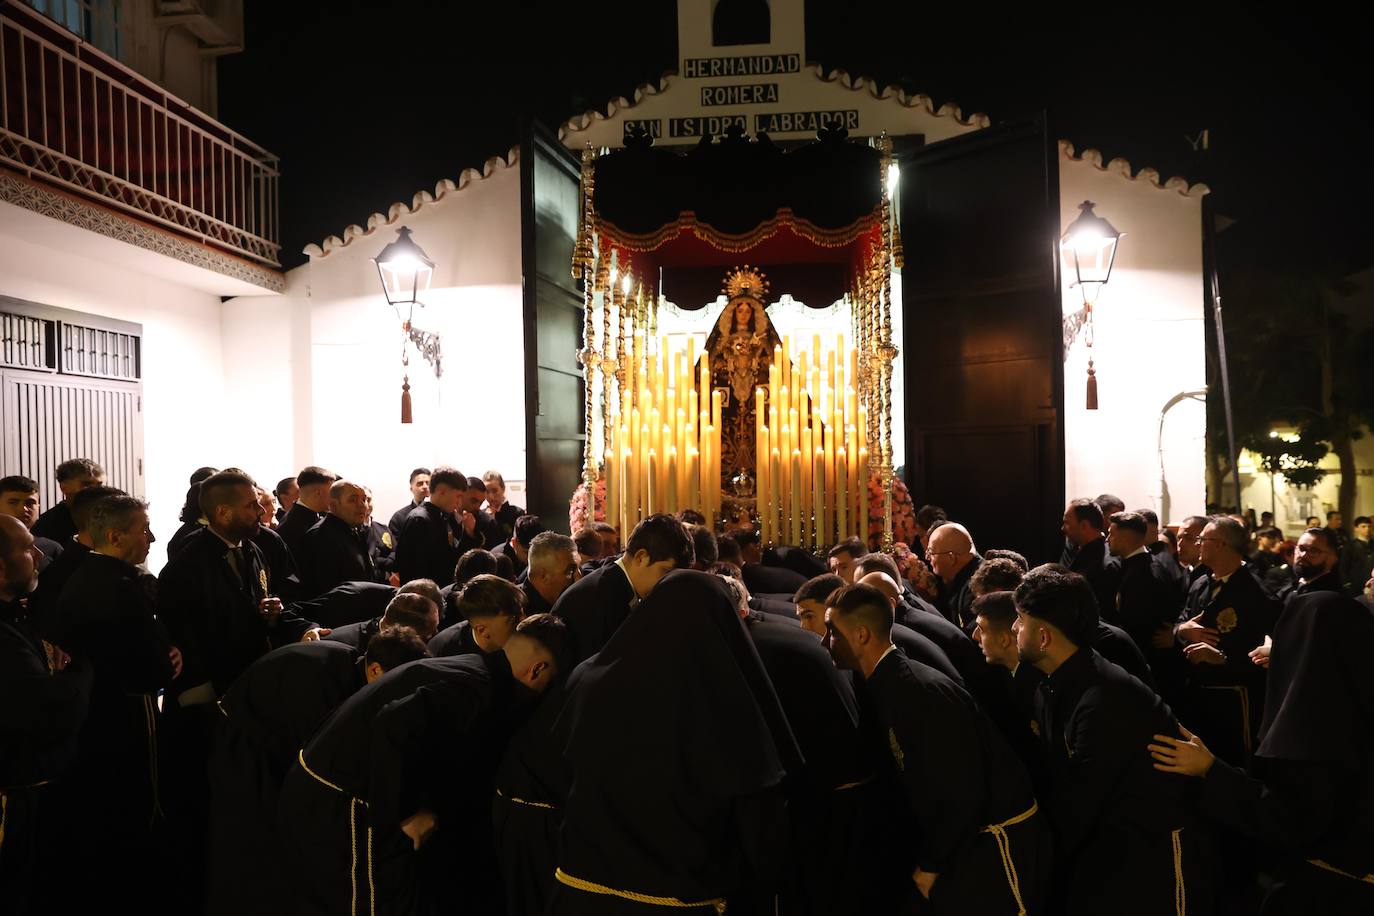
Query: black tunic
[[275, 501, 322, 559], [32, 535, 62, 572], [27, 538, 90, 638], [1149, 540, 1190, 597], [549, 572, 799, 914], [47, 553, 175, 904], [166, 518, 204, 560], [1196, 590, 1374, 915], [394, 502, 476, 587], [388, 501, 420, 541], [1093, 620, 1156, 691], [0, 599, 91, 916], [1111, 549, 1185, 657], [742, 561, 808, 596], [323, 615, 381, 654], [1035, 647, 1211, 915], [286, 580, 395, 631], [207, 641, 366, 916], [1070, 537, 1122, 622], [492, 538, 528, 578], [865, 647, 1049, 915], [366, 520, 396, 580], [550, 561, 637, 665], [282, 652, 515, 916], [935, 553, 982, 631], [764, 545, 828, 580], [489, 501, 525, 544], [250, 523, 304, 605], [298, 512, 377, 597], [30, 501, 76, 544], [428, 619, 481, 658]]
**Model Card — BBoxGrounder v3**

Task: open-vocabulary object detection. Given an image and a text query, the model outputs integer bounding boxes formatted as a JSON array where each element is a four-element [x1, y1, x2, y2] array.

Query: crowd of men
[[2, 461, 1372, 916]]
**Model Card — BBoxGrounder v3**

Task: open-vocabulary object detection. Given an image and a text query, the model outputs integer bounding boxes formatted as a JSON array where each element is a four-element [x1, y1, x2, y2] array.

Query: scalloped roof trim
[[303, 145, 521, 257], [557, 65, 991, 139], [1059, 140, 1209, 198]]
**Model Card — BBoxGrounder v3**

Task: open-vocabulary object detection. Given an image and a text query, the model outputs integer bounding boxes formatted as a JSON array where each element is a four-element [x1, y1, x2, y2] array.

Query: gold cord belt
[[1307, 858, 1374, 885], [495, 787, 558, 810], [555, 867, 726, 914], [980, 800, 1038, 916], [297, 750, 374, 916], [1171, 828, 1188, 916], [833, 775, 874, 791]]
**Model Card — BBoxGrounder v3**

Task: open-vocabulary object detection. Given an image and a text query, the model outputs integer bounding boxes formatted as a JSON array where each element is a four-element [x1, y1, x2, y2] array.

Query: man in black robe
[[1174, 516, 1278, 765], [828, 582, 1050, 914], [1015, 565, 1213, 916], [30, 457, 104, 545], [326, 588, 441, 653], [856, 571, 966, 683], [282, 615, 565, 916], [275, 465, 338, 559], [524, 530, 582, 615], [157, 471, 326, 903], [0, 475, 64, 572], [388, 467, 430, 541], [274, 476, 298, 527], [551, 513, 695, 664], [394, 466, 483, 587], [298, 480, 378, 596], [430, 574, 527, 657], [549, 572, 799, 915], [1149, 588, 1374, 916], [1289, 527, 1346, 597], [725, 528, 806, 594], [0, 515, 93, 916], [26, 484, 122, 631], [927, 522, 984, 631], [1062, 499, 1122, 620], [288, 579, 397, 630], [493, 513, 542, 580], [482, 469, 525, 544], [1141, 508, 1190, 594], [207, 626, 430, 916], [43, 495, 177, 908], [1108, 511, 1185, 658]]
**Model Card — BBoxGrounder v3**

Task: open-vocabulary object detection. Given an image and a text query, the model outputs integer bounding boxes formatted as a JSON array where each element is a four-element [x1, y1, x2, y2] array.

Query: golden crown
[[722, 265, 769, 302]]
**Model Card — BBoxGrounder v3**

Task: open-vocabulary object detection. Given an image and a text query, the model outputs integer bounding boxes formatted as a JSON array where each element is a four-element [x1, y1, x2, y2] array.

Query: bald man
[[298, 480, 379, 596], [858, 572, 963, 683], [926, 522, 982, 631]]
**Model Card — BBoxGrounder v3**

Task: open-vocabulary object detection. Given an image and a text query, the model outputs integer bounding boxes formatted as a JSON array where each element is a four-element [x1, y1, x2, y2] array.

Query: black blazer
[[550, 562, 637, 664], [298, 513, 376, 597]]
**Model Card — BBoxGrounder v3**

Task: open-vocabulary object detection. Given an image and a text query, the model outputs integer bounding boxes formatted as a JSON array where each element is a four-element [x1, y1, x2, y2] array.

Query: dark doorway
[[898, 117, 1065, 563]]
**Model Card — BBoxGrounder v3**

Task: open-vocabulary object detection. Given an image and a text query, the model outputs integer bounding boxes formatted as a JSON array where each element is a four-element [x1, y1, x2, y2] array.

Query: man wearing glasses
[[926, 521, 982, 632], [1290, 527, 1344, 597]]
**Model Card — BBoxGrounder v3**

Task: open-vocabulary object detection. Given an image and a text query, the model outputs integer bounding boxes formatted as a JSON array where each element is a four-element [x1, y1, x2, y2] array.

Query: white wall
[[0, 204, 232, 571], [1059, 146, 1208, 525], [262, 161, 528, 521]]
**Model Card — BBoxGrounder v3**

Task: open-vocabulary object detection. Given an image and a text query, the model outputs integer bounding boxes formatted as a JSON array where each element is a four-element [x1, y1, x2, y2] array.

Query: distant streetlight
[[373, 226, 441, 423]]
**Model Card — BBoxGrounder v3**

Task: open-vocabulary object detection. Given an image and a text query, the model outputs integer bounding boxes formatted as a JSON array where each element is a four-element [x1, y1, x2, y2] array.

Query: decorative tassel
[[401, 375, 413, 423], [1085, 359, 1099, 410]]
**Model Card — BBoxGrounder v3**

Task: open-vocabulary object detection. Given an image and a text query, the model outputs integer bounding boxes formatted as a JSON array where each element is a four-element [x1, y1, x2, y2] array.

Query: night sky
[[219, 2, 1373, 279]]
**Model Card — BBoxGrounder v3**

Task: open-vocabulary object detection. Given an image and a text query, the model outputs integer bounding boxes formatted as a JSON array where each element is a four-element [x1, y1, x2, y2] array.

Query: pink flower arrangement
[[866, 472, 916, 550], [568, 478, 607, 533]]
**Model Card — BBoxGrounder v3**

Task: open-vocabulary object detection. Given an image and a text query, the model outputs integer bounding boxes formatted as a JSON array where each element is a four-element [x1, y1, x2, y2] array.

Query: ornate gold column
[[575, 147, 601, 524], [875, 135, 899, 551]]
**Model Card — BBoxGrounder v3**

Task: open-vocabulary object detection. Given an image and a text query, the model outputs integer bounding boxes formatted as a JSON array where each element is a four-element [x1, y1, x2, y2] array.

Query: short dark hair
[[972, 591, 1018, 632], [591, 522, 617, 536], [716, 534, 743, 566], [1306, 516, 1321, 527], [1013, 564, 1098, 646], [689, 525, 718, 566], [189, 466, 218, 485], [0, 475, 38, 495], [794, 572, 846, 604], [179, 483, 204, 524], [453, 549, 498, 588], [493, 554, 516, 580], [1067, 498, 1105, 532], [1256, 526, 1283, 541], [1108, 511, 1148, 537], [296, 466, 338, 489], [732, 529, 761, 550], [1182, 514, 1210, 530], [514, 613, 568, 668], [1302, 527, 1341, 553], [274, 477, 296, 497], [456, 574, 526, 621], [365, 626, 430, 671], [381, 592, 439, 631], [1137, 509, 1160, 527], [86, 494, 148, 545], [915, 504, 947, 529], [982, 548, 1028, 572], [397, 578, 443, 609], [969, 558, 1023, 595], [70, 485, 125, 532], [1094, 494, 1126, 517], [465, 476, 486, 492], [200, 471, 256, 518], [708, 561, 743, 581], [573, 527, 602, 558], [429, 466, 466, 491], [854, 552, 900, 582], [827, 582, 894, 638], [1355, 516, 1371, 527], [55, 458, 103, 483], [514, 515, 546, 547], [828, 537, 866, 561], [1326, 510, 1340, 521], [676, 508, 706, 525], [625, 514, 694, 568], [409, 467, 432, 484]]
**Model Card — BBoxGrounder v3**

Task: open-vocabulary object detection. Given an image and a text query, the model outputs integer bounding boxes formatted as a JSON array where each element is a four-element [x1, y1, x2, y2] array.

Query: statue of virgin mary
[[703, 266, 782, 490]]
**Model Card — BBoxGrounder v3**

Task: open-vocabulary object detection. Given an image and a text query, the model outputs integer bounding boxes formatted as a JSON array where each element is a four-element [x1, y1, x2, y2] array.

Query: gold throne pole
[[576, 146, 601, 526], [876, 135, 899, 552]]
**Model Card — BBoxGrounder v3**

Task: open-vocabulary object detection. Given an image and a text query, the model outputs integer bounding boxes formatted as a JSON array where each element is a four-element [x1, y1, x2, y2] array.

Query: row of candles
[[601, 330, 869, 548]]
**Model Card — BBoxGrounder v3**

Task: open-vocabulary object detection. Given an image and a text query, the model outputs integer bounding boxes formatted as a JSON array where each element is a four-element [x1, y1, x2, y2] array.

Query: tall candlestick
[[666, 446, 677, 515], [823, 423, 835, 545], [836, 446, 848, 538], [770, 447, 782, 546], [858, 444, 870, 549], [647, 449, 658, 517], [800, 424, 813, 546], [790, 449, 802, 546], [813, 446, 825, 550]]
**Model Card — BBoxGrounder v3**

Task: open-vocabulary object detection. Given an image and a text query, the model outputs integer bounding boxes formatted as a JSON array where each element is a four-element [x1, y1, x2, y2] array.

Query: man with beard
[[44, 494, 178, 911], [548, 572, 798, 915], [1061, 499, 1121, 621], [827, 582, 1050, 914], [0, 515, 93, 916], [1290, 528, 1345, 596], [552, 514, 694, 664], [394, 466, 482, 587], [282, 614, 565, 916], [1108, 511, 1185, 659], [207, 626, 430, 916], [1016, 565, 1211, 915]]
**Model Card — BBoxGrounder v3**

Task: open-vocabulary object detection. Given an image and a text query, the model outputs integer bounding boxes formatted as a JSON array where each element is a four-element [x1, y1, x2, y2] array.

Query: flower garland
[[569, 477, 607, 534]]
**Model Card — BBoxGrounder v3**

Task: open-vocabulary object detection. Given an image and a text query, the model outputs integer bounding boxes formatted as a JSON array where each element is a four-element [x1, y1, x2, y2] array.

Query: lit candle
[[647, 449, 658, 517], [687, 447, 699, 516], [604, 445, 616, 531], [639, 424, 651, 523], [661, 425, 672, 509], [813, 446, 824, 550], [770, 447, 782, 547], [800, 424, 813, 545], [666, 446, 678, 515], [822, 423, 835, 545], [711, 389, 722, 432], [791, 449, 802, 546], [836, 446, 848, 538], [620, 447, 631, 535], [676, 408, 687, 499]]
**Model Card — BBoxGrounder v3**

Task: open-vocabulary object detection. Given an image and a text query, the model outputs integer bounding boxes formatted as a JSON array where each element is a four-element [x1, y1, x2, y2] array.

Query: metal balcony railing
[[0, 2, 280, 267]]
